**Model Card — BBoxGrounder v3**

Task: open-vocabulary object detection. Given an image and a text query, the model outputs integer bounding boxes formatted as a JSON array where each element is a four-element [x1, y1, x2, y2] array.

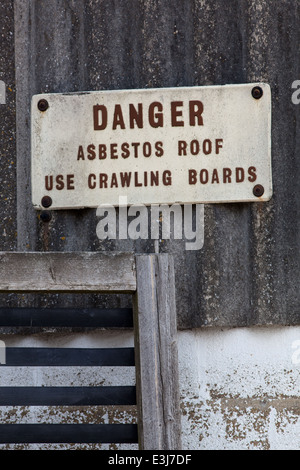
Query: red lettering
[[248, 166, 257, 182], [155, 141, 164, 157], [67, 174, 75, 190], [88, 174, 96, 189], [143, 142, 151, 157], [134, 172, 142, 187], [112, 104, 125, 129], [203, 139, 212, 155], [149, 102, 163, 128], [189, 100, 204, 126], [178, 141, 187, 156], [110, 173, 118, 188], [121, 142, 130, 158], [236, 167, 245, 183], [99, 173, 108, 188], [93, 105, 107, 130], [129, 103, 143, 129], [55, 174, 64, 190], [215, 139, 223, 154], [87, 144, 96, 160], [200, 169, 208, 184], [188, 169, 197, 184], [211, 169, 219, 184], [77, 145, 85, 160], [190, 140, 200, 155], [120, 172, 132, 187], [162, 170, 172, 186], [110, 143, 118, 159], [150, 171, 159, 186], [98, 144, 107, 160], [131, 142, 140, 158], [223, 168, 232, 183], [171, 101, 184, 127], [45, 175, 53, 191]]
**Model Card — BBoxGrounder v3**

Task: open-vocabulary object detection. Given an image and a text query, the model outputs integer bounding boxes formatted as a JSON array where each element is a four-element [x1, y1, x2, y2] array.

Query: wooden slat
[[2, 347, 135, 366], [0, 252, 136, 293], [0, 424, 138, 443], [0, 386, 136, 406], [0, 307, 133, 327], [133, 254, 181, 450]]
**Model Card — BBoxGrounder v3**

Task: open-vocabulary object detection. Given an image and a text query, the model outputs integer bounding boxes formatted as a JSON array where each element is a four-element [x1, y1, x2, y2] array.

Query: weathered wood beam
[[133, 254, 181, 450], [0, 252, 136, 293]]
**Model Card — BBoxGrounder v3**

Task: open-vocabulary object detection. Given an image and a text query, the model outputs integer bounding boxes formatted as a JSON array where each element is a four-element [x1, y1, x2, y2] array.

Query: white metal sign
[[31, 83, 272, 210]]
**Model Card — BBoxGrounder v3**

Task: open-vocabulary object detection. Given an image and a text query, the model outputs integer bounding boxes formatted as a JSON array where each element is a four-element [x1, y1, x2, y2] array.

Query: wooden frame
[[0, 252, 136, 293], [133, 254, 181, 450], [0, 251, 181, 450]]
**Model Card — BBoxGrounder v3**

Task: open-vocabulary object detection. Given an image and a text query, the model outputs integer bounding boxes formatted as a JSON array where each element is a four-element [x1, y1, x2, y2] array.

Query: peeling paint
[[178, 327, 300, 450]]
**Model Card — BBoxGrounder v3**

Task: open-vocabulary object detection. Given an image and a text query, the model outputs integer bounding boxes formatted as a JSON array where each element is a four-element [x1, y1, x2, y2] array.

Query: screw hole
[[253, 184, 264, 197], [38, 99, 49, 112], [41, 196, 52, 208], [40, 211, 52, 223], [251, 86, 263, 100]]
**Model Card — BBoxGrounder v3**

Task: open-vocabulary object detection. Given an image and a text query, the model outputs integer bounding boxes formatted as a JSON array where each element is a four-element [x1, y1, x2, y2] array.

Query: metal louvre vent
[[0, 307, 138, 445]]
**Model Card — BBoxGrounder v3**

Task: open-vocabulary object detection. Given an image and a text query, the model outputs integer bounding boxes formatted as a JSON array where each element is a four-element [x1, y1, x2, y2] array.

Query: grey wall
[[1, 0, 299, 328], [0, 0, 16, 252]]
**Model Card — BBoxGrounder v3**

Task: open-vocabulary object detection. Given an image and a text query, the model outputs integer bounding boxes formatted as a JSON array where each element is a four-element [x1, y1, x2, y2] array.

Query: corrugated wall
[[1, 0, 299, 328]]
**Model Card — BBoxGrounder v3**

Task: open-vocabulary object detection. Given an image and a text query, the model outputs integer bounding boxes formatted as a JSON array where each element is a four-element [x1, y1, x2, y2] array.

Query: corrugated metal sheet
[[0, 0, 297, 327]]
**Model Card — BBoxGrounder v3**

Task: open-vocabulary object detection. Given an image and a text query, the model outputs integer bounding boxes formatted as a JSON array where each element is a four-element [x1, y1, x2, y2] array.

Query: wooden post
[[133, 254, 181, 450]]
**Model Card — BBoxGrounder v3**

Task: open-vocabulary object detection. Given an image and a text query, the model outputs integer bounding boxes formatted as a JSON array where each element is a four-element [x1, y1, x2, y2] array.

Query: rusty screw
[[38, 99, 49, 111], [40, 211, 52, 223], [41, 195, 52, 208], [253, 184, 264, 197], [251, 86, 263, 100]]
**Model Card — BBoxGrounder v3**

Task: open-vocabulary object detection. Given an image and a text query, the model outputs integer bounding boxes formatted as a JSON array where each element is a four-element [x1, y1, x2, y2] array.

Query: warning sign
[[31, 83, 272, 209]]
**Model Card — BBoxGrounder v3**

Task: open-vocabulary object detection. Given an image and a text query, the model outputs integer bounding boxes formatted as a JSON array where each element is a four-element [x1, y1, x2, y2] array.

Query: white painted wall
[[178, 326, 300, 450]]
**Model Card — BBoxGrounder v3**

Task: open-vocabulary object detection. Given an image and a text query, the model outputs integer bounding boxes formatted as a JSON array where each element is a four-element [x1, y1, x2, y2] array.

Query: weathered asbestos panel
[[9, 0, 300, 327], [0, 0, 16, 250]]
